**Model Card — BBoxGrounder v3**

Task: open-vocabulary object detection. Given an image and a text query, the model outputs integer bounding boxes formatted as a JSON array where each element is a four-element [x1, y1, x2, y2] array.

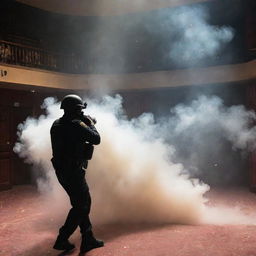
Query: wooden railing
[[0, 40, 85, 73]]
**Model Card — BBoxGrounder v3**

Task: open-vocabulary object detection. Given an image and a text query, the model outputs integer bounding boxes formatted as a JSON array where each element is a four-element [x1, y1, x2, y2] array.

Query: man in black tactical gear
[[50, 94, 104, 254]]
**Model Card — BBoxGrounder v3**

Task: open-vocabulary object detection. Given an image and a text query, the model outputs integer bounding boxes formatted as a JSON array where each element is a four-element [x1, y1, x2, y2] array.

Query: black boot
[[80, 236, 104, 254], [53, 235, 75, 251]]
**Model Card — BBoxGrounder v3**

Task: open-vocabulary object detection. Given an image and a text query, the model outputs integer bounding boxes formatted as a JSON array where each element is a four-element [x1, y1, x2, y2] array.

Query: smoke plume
[[83, 3, 234, 74], [167, 5, 234, 64], [156, 96, 256, 185], [14, 95, 256, 226]]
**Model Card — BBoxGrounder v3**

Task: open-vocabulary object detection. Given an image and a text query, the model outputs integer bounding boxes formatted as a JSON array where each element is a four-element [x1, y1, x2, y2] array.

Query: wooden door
[[0, 106, 11, 190], [11, 106, 33, 185]]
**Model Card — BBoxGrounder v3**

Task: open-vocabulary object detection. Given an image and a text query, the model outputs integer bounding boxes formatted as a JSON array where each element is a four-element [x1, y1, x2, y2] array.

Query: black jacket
[[50, 114, 100, 164]]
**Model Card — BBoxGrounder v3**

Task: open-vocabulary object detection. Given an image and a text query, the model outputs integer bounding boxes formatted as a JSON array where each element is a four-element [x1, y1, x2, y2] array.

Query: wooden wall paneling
[[0, 157, 11, 190], [0, 88, 35, 189], [11, 106, 33, 185], [0, 106, 12, 190], [0, 87, 73, 190]]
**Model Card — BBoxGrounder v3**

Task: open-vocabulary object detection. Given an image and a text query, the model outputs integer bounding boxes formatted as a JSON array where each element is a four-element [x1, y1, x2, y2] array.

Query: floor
[[1, 186, 256, 256]]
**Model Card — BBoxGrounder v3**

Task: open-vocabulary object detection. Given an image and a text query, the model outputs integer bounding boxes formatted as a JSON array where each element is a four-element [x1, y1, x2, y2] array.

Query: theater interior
[[0, 0, 256, 255]]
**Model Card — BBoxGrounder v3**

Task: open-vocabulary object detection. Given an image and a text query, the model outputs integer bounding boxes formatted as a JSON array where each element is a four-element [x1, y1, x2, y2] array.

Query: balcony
[[0, 40, 84, 74]]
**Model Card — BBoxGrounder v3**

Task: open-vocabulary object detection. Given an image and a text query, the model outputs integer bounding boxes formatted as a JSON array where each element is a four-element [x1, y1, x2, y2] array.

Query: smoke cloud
[[167, 6, 234, 64], [84, 3, 234, 74], [14, 95, 256, 226], [166, 95, 256, 151], [156, 96, 256, 185]]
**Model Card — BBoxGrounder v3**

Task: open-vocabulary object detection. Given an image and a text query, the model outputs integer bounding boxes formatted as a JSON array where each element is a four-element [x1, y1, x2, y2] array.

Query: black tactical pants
[[52, 159, 93, 240]]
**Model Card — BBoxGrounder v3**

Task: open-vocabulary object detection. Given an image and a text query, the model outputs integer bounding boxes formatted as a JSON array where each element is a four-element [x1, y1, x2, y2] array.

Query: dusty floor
[[1, 186, 256, 256]]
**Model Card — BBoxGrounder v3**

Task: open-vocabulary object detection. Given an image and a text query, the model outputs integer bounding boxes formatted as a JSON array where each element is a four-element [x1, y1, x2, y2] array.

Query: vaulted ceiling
[[16, 0, 206, 16]]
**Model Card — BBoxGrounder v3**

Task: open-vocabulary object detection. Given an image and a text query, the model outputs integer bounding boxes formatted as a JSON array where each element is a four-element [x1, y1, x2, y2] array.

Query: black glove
[[80, 114, 97, 126]]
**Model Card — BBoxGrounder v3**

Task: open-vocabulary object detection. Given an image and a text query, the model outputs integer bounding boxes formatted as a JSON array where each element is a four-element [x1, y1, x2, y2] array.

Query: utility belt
[[51, 143, 94, 170], [51, 157, 88, 184], [51, 157, 88, 170]]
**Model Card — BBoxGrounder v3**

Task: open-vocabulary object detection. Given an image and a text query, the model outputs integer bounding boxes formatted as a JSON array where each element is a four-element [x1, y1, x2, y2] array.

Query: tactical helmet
[[60, 94, 87, 111]]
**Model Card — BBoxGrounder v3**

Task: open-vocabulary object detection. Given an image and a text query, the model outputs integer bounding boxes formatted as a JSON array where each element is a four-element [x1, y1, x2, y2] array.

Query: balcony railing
[[0, 40, 85, 73]]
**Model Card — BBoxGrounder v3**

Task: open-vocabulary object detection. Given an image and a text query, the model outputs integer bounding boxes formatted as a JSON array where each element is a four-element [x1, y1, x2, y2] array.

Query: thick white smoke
[[168, 6, 234, 64], [14, 95, 256, 226], [156, 96, 256, 183], [166, 95, 256, 151], [84, 3, 234, 75]]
